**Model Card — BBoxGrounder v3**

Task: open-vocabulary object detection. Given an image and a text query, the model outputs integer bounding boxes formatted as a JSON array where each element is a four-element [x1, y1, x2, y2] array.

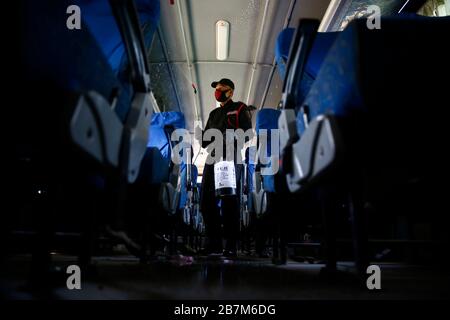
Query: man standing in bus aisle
[[198, 78, 253, 257]]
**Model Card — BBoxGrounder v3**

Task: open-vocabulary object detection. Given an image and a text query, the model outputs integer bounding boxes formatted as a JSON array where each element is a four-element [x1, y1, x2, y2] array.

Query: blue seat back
[[75, 0, 160, 121], [22, 0, 130, 112], [245, 147, 256, 194], [255, 109, 281, 192], [140, 112, 186, 184], [78, 0, 160, 74], [22, 0, 160, 126], [276, 28, 337, 106], [275, 28, 295, 80]]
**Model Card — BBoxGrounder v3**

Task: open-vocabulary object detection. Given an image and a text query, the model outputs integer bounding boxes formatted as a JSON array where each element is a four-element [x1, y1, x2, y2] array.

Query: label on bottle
[[214, 161, 236, 190]]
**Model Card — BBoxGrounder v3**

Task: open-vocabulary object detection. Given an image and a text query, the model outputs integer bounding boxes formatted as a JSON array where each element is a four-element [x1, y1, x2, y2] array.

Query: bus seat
[[277, 16, 450, 274], [256, 109, 281, 193], [179, 164, 200, 227], [285, 15, 450, 193], [139, 112, 186, 215], [275, 28, 337, 104], [77, 0, 160, 74], [275, 28, 295, 80], [21, 0, 157, 183], [144, 112, 186, 183], [251, 109, 281, 217], [240, 146, 256, 228], [77, 0, 160, 121], [244, 147, 256, 211]]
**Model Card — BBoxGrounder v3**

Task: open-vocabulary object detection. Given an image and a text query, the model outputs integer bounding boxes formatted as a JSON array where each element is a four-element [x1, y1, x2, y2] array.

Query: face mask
[[215, 89, 229, 102]]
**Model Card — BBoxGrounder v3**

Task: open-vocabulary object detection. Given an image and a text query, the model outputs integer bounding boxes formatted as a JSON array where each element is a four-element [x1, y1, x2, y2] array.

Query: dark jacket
[[202, 100, 252, 150]]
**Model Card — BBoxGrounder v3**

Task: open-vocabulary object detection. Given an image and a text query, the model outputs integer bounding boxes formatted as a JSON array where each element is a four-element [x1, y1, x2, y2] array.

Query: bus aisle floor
[[1, 253, 449, 300]]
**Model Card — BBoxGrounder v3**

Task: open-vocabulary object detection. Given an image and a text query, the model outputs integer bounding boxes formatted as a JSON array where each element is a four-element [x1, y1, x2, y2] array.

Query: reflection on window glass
[[147, 30, 181, 112], [328, 0, 406, 32], [418, 0, 450, 17], [338, 1, 391, 30]]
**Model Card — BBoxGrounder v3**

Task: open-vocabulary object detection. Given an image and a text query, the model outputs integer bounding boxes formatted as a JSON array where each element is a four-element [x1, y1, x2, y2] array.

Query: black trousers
[[200, 162, 242, 251]]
